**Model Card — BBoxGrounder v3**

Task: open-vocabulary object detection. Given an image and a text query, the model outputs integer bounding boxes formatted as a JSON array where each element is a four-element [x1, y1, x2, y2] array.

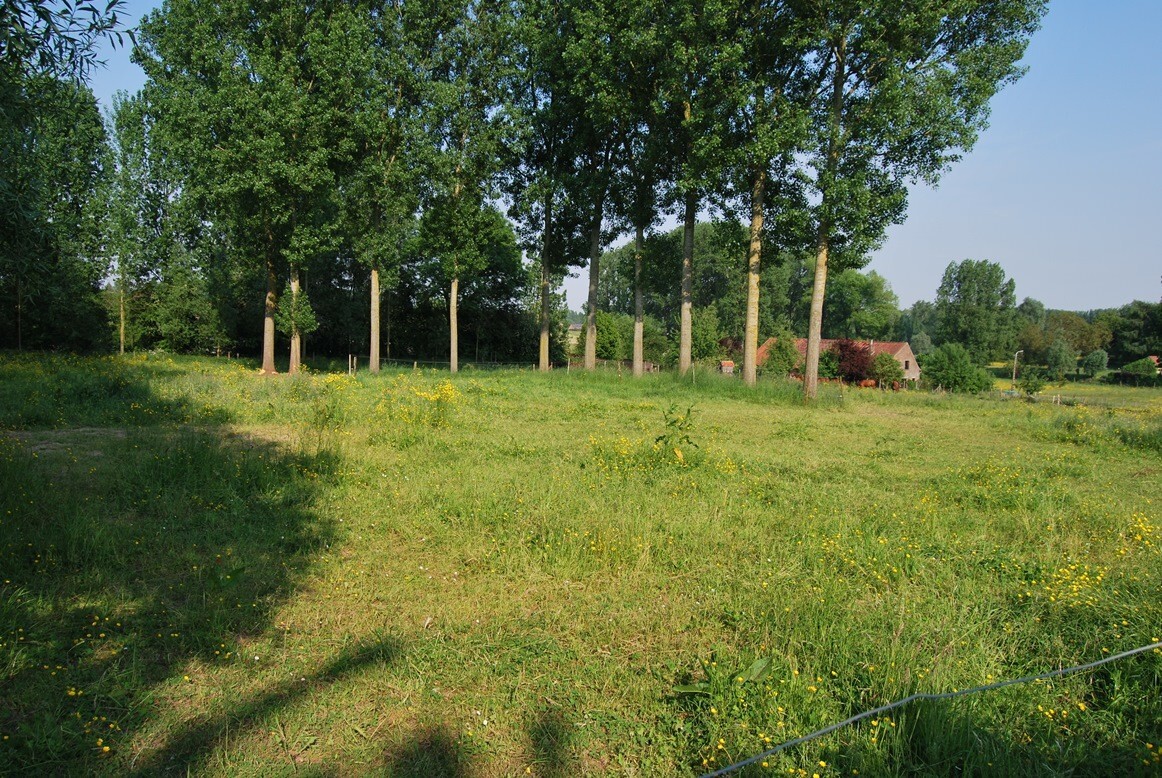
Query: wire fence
[[700, 640, 1162, 778]]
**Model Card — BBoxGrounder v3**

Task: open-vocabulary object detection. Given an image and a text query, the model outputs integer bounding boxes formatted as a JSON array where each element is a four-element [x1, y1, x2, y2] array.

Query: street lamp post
[[1012, 349, 1023, 386]]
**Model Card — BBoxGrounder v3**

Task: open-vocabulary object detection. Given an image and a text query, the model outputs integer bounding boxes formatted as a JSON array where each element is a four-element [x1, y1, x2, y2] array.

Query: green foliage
[[1082, 349, 1108, 377], [763, 335, 800, 378], [1019, 310, 1112, 368], [1045, 338, 1077, 382], [817, 348, 840, 379], [1016, 367, 1046, 396], [1, 76, 110, 351], [274, 285, 320, 340], [596, 221, 776, 341], [150, 254, 227, 354], [137, 0, 367, 365], [798, 0, 1045, 393], [690, 307, 722, 362], [1122, 357, 1159, 377], [1046, 311, 1111, 355], [1100, 300, 1162, 367], [935, 259, 1019, 363], [911, 331, 934, 356], [594, 310, 626, 360], [655, 403, 698, 452], [871, 352, 905, 385], [922, 343, 994, 393], [896, 300, 938, 343], [823, 270, 900, 340]]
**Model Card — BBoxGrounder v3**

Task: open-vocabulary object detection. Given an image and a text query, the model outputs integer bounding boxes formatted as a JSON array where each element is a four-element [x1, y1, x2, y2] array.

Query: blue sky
[[88, 0, 1161, 314]]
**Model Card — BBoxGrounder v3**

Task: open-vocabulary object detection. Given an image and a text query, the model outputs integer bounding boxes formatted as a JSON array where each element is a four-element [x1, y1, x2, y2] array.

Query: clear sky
[[88, 0, 1161, 314]]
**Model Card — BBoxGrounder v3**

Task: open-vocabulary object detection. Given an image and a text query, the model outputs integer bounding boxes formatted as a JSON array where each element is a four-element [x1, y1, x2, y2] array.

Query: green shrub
[[921, 343, 993, 393], [762, 334, 800, 378], [594, 310, 627, 360], [818, 348, 840, 379], [1016, 367, 1046, 396], [1082, 349, 1108, 377], [1122, 357, 1158, 377], [691, 307, 722, 362], [871, 352, 905, 385], [1045, 338, 1077, 382]]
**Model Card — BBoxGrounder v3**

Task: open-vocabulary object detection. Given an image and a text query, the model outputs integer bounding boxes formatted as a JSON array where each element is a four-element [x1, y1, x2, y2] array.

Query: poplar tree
[[657, 0, 733, 375], [343, 1, 426, 373], [610, 0, 668, 378], [106, 91, 172, 353], [797, 0, 1046, 398], [556, 0, 627, 371], [720, 0, 809, 385], [506, 0, 588, 371], [420, 0, 514, 373], [138, 1, 358, 374]]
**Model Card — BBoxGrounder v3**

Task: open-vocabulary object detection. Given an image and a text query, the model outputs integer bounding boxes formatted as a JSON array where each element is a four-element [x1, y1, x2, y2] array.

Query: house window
[[905, 360, 910, 370]]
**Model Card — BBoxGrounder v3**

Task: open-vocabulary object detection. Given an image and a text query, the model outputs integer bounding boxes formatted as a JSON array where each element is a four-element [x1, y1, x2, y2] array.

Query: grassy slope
[[1, 353, 1160, 776]]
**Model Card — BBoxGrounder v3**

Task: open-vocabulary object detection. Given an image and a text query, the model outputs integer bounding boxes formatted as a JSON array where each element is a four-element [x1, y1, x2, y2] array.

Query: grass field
[[1, 353, 1160, 776]]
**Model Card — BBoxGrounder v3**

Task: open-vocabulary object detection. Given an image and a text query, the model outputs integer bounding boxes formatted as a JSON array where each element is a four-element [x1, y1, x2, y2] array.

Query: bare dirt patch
[[8, 426, 129, 456]]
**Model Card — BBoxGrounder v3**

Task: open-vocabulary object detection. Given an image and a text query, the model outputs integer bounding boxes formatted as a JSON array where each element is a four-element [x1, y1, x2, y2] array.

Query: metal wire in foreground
[[700, 640, 1162, 778]]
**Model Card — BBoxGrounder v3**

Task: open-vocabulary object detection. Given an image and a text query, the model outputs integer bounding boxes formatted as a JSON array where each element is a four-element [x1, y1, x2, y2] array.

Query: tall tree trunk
[[262, 254, 277, 375], [15, 275, 22, 352], [804, 228, 829, 398], [632, 223, 645, 378], [289, 265, 302, 375], [678, 191, 696, 375], [370, 267, 381, 373], [539, 191, 553, 371], [449, 275, 459, 373], [119, 284, 126, 356], [583, 203, 603, 370], [743, 167, 766, 386], [805, 37, 846, 400]]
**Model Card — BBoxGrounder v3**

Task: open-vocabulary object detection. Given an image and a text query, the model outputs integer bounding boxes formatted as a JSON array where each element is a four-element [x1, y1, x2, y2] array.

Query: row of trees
[[2, 0, 1048, 399], [898, 259, 1161, 378], [587, 231, 1162, 383]]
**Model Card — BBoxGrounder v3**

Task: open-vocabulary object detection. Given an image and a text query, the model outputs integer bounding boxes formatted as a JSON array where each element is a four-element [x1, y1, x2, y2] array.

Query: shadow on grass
[[0, 357, 339, 773], [134, 636, 402, 775], [382, 726, 471, 778], [529, 708, 573, 778]]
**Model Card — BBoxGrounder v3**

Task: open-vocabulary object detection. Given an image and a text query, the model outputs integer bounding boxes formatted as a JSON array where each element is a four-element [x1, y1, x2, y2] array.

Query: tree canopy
[[6, 0, 1069, 392]]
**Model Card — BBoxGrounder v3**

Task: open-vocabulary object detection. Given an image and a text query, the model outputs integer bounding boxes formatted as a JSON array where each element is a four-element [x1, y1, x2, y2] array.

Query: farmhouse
[[756, 337, 922, 382]]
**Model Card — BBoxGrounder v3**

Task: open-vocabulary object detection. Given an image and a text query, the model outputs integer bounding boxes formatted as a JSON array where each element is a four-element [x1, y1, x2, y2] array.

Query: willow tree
[[0, 78, 108, 351], [797, 0, 1046, 398], [1, 1, 128, 351]]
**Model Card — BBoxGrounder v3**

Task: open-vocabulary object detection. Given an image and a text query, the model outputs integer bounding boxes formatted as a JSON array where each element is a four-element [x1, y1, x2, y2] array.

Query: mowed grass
[[1, 352, 1160, 777]]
